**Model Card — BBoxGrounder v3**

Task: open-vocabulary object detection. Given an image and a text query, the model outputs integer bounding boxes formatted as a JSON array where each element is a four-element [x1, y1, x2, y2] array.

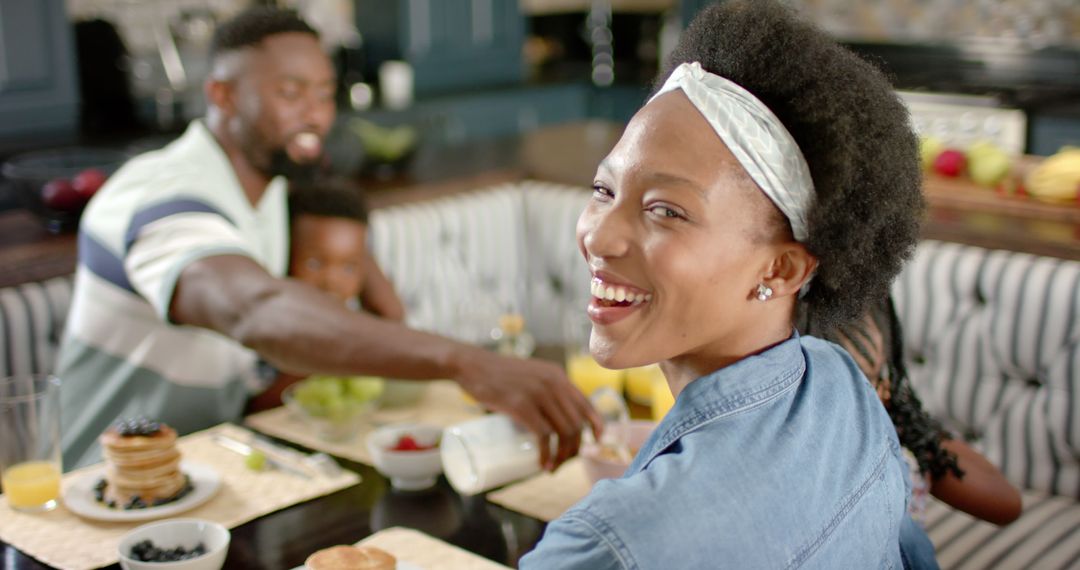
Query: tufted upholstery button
[[1026, 377, 1042, 388], [974, 289, 987, 306], [548, 274, 564, 294], [912, 353, 926, 365]]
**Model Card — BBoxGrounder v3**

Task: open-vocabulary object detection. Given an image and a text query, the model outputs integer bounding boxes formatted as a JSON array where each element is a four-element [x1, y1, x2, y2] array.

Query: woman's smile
[[587, 275, 653, 326]]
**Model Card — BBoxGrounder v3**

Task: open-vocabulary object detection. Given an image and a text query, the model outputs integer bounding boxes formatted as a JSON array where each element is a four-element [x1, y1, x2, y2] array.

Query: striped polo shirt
[[57, 121, 288, 469]]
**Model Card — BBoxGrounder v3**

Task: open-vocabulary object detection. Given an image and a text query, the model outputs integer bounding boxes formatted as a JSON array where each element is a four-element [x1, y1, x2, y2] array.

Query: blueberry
[[114, 416, 162, 437], [129, 540, 206, 562]]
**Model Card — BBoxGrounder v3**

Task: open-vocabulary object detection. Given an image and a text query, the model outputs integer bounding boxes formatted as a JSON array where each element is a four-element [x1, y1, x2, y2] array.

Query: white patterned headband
[[649, 62, 815, 242]]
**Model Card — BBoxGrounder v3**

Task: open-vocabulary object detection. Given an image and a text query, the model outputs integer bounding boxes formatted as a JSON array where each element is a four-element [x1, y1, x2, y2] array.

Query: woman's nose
[[579, 205, 631, 260]]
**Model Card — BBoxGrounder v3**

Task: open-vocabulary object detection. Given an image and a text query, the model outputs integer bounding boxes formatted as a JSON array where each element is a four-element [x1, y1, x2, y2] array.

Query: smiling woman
[[521, 1, 929, 568]]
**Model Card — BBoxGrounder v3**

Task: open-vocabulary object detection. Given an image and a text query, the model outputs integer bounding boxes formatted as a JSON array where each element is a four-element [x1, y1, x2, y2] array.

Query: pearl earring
[[756, 284, 773, 301]]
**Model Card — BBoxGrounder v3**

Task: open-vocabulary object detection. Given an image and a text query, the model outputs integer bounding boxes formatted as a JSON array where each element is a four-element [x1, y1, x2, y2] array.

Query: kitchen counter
[[1, 120, 1077, 289]]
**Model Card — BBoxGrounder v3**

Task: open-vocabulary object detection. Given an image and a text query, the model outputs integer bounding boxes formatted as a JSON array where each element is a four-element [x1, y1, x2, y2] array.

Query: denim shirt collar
[[627, 332, 807, 474]]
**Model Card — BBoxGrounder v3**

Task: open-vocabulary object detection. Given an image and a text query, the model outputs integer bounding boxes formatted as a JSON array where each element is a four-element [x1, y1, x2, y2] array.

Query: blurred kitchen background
[[0, 0, 1079, 212]]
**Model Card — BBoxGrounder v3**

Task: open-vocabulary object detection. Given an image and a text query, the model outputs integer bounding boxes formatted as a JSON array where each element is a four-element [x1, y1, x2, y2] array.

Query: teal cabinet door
[[356, 0, 525, 96], [0, 0, 79, 138]]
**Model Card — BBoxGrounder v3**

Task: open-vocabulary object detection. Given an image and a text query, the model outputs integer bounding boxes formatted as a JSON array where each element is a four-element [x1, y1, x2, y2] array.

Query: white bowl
[[366, 423, 443, 491], [117, 518, 230, 570]]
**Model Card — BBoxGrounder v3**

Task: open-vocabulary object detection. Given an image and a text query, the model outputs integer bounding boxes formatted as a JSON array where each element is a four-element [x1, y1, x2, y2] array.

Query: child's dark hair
[[289, 178, 369, 224], [658, 0, 925, 331], [210, 7, 317, 62], [800, 298, 963, 481]]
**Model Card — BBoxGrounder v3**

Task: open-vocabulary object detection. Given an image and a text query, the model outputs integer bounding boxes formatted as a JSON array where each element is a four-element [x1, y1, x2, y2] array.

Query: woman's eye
[[648, 205, 683, 219], [304, 258, 322, 271], [592, 184, 614, 201]]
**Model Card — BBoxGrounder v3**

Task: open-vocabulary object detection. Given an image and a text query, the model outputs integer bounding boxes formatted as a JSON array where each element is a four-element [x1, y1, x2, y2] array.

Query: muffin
[[305, 545, 397, 570]]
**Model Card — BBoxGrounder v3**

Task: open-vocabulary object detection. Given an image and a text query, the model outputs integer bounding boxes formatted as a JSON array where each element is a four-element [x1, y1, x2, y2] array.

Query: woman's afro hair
[[656, 0, 925, 330]]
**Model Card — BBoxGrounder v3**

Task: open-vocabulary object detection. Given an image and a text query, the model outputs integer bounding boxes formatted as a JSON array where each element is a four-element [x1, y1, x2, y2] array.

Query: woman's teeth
[[590, 280, 652, 305]]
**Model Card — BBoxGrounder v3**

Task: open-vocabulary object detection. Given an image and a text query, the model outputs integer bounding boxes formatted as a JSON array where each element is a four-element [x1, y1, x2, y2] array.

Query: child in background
[[287, 178, 405, 320], [802, 297, 1023, 527], [247, 177, 405, 412]]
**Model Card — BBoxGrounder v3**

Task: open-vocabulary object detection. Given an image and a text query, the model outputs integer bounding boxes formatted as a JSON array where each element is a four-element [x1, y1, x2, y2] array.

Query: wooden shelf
[[922, 156, 1080, 225]]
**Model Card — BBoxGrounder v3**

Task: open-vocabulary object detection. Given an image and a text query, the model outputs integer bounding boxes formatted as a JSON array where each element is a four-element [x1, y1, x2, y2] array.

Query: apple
[[933, 149, 966, 178], [40, 178, 85, 211], [919, 136, 945, 171], [72, 168, 107, 198], [968, 148, 1011, 188]]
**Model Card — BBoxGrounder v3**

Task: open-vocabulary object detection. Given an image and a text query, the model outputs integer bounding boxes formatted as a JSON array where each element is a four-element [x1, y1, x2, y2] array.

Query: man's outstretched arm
[[171, 254, 601, 469]]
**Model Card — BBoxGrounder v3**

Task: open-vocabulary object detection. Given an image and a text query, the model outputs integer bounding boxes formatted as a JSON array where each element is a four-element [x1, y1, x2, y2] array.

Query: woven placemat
[[245, 381, 484, 465], [358, 527, 511, 569], [486, 458, 591, 522], [0, 423, 359, 570]]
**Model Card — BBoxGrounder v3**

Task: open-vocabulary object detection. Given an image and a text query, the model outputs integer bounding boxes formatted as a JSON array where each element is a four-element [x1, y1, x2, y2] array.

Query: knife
[[212, 434, 312, 479]]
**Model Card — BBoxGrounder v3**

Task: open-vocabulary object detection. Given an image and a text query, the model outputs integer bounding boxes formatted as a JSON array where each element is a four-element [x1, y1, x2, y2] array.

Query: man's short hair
[[289, 178, 369, 225], [210, 7, 318, 62]]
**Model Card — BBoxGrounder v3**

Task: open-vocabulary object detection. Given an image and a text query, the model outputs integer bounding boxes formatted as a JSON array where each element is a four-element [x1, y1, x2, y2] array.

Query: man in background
[[59, 7, 598, 469]]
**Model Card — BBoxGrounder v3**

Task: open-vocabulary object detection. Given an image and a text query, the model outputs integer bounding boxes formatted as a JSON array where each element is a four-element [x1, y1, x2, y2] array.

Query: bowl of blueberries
[[117, 519, 229, 570]]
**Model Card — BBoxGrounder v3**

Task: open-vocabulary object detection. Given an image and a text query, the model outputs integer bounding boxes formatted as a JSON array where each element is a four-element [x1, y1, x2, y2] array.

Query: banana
[[1025, 147, 1080, 204]]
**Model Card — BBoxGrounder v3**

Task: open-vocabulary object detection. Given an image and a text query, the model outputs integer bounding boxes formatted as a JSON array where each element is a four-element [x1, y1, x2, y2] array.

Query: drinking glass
[[1, 374, 62, 512], [441, 414, 541, 496]]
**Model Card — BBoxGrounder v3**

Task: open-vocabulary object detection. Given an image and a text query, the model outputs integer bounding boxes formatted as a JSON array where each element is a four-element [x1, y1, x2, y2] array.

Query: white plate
[[62, 461, 221, 522]]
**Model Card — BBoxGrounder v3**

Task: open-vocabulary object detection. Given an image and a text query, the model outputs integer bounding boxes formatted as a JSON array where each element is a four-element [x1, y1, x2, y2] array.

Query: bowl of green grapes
[[282, 376, 384, 441]]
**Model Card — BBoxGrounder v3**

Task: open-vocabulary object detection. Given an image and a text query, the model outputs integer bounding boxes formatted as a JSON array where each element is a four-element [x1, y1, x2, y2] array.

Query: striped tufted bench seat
[[0, 274, 74, 378], [2, 182, 1077, 567], [893, 241, 1080, 569]]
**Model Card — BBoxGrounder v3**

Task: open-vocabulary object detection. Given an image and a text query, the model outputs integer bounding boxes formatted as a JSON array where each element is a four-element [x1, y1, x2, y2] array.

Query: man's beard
[[266, 149, 320, 184]]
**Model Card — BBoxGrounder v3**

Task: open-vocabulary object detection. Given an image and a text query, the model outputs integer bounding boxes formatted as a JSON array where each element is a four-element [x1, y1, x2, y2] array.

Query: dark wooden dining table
[[0, 432, 550, 569]]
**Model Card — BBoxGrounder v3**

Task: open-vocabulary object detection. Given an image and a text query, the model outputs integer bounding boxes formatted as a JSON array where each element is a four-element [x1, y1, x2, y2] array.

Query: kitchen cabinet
[[354, 0, 525, 96], [0, 0, 79, 139]]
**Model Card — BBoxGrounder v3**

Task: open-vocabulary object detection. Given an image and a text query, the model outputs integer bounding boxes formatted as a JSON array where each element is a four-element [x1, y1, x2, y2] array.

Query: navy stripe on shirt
[[124, 198, 236, 252], [78, 231, 136, 293]]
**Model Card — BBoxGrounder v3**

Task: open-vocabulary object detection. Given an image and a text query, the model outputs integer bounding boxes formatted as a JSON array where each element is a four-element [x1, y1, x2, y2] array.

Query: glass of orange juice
[[1, 374, 62, 512]]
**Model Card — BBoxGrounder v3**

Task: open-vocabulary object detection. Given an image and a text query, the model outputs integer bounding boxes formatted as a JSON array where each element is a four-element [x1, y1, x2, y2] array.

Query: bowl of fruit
[[366, 423, 443, 491], [282, 375, 384, 442], [2, 147, 128, 233], [348, 118, 418, 180]]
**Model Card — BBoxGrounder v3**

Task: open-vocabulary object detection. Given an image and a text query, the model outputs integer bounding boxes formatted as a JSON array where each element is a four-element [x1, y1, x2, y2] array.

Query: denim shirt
[[521, 334, 911, 569]]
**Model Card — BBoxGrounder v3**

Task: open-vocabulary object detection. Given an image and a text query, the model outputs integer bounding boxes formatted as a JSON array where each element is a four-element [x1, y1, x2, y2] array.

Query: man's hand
[[453, 348, 603, 471]]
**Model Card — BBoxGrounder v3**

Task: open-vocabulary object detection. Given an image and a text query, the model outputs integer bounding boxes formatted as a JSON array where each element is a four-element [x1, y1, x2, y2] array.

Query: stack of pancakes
[[99, 423, 185, 506]]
